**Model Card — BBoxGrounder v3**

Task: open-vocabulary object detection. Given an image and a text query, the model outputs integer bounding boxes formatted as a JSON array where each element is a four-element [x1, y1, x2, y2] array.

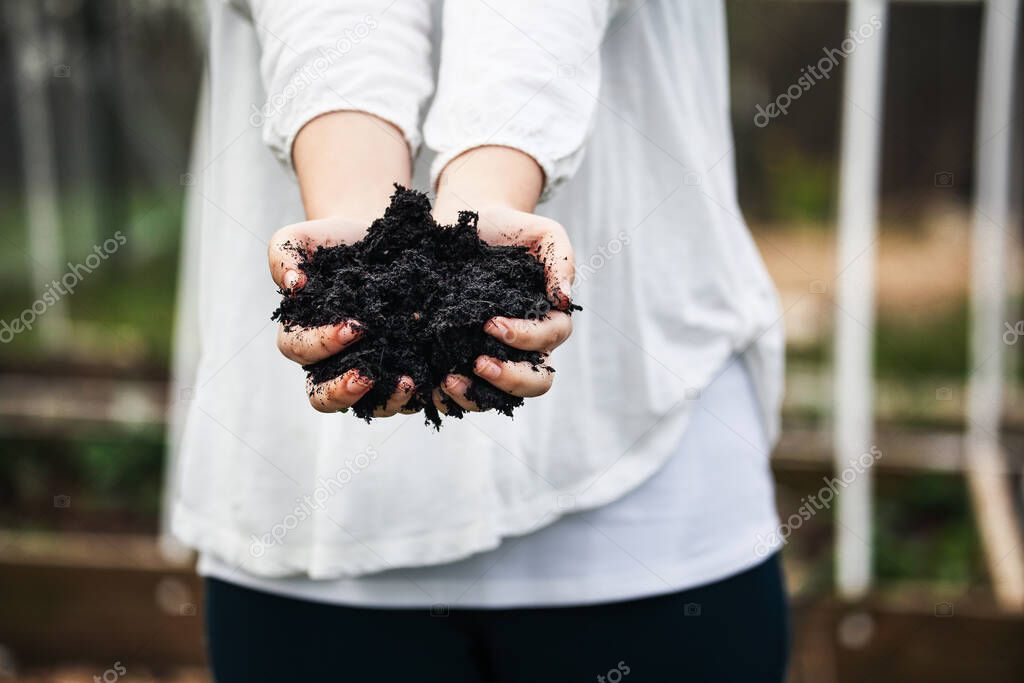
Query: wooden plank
[[5, 551, 1024, 681], [776, 425, 1024, 473], [0, 563, 204, 667], [3, 532, 1024, 680]]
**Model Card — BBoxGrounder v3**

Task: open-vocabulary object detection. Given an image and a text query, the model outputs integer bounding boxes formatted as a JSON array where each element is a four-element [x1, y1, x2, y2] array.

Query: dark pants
[[205, 554, 789, 682]]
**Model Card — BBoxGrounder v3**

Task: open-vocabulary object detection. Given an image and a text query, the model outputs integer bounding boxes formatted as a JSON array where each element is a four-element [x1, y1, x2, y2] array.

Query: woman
[[171, 0, 789, 680]]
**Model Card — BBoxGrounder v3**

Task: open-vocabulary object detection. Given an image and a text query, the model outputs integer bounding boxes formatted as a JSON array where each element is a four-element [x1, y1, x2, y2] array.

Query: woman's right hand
[[268, 217, 418, 416]]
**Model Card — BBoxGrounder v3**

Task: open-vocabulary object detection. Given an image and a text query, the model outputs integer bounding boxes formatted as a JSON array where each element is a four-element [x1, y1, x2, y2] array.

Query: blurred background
[[0, 0, 1021, 681]]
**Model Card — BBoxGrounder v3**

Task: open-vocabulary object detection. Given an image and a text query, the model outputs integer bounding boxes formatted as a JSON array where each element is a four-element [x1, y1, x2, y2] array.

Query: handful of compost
[[272, 186, 578, 429]]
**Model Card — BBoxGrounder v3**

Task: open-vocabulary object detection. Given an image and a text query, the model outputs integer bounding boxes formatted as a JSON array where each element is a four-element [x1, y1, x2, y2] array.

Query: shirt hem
[[171, 343, 773, 581], [197, 519, 784, 609]]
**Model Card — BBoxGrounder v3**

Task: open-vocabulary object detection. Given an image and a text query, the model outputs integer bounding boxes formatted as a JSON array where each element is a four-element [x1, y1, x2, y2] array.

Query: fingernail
[[347, 373, 370, 393], [475, 358, 502, 380], [487, 318, 509, 335], [284, 270, 301, 289], [338, 322, 360, 343], [444, 376, 467, 393], [553, 285, 571, 309]]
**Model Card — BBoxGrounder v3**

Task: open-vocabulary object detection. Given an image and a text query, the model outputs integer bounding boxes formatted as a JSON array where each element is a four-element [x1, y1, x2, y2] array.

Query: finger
[[441, 374, 482, 412], [478, 214, 575, 310], [372, 376, 416, 417], [484, 312, 572, 352], [473, 356, 554, 398], [268, 217, 363, 291], [268, 224, 311, 292], [306, 370, 373, 413], [432, 388, 451, 415], [277, 321, 362, 364], [532, 222, 575, 309]]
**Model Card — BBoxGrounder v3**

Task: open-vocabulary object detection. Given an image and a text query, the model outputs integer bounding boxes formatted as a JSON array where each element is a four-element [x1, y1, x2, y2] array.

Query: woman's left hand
[[432, 201, 575, 413]]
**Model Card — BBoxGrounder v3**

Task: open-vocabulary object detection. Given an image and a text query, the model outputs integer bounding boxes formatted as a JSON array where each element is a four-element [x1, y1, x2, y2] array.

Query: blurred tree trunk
[[6, 1, 69, 350], [54, 0, 101, 253], [85, 0, 130, 265]]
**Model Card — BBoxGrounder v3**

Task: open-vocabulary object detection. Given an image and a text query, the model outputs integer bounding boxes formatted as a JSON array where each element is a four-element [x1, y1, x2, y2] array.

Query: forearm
[[433, 145, 544, 223], [293, 111, 412, 223]]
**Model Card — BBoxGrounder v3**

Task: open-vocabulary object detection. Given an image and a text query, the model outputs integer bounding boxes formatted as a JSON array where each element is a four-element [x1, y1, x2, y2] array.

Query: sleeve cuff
[[429, 137, 583, 204], [260, 93, 423, 180]]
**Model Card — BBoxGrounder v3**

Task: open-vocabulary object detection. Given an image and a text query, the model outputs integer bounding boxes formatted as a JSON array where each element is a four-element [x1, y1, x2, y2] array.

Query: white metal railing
[[833, 0, 888, 602], [963, 0, 1023, 608], [833, 0, 1023, 607]]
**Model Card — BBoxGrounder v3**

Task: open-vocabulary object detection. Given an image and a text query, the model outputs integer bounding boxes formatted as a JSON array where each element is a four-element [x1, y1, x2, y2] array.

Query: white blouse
[[170, 0, 785, 582], [199, 358, 780, 607]]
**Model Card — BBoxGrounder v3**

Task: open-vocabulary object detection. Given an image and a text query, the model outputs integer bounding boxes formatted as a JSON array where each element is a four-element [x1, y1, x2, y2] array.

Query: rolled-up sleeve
[[424, 0, 613, 200], [247, 0, 435, 173]]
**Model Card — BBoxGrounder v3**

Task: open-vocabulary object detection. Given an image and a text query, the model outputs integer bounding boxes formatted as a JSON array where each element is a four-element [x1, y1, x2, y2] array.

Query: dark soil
[[272, 186, 577, 428]]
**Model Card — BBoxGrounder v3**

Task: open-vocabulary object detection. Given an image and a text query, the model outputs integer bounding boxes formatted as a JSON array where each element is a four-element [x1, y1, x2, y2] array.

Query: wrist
[[308, 193, 395, 225], [432, 193, 512, 226], [433, 146, 544, 223], [294, 111, 411, 223]]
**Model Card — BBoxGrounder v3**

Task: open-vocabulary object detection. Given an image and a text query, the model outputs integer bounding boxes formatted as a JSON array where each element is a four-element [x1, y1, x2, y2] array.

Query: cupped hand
[[268, 217, 417, 415], [431, 203, 575, 414]]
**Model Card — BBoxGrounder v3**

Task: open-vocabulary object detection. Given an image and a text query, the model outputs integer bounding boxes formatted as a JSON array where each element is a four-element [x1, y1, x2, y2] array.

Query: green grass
[[875, 472, 984, 584], [774, 469, 986, 591], [0, 432, 166, 533], [788, 297, 1024, 382], [874, 304, 971, 379], [0, 188, 182, 368]]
